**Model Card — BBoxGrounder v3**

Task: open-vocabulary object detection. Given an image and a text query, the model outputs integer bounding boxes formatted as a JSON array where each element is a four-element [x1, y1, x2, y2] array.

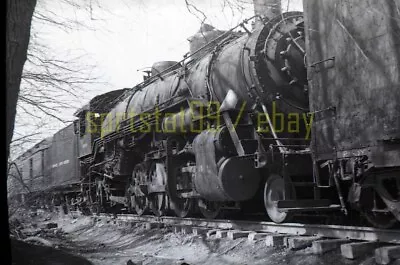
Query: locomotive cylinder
[[192, 129, 260, 201]]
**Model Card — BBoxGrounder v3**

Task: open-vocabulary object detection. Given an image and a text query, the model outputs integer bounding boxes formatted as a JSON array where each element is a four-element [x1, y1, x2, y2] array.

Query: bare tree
[[6, 0, 108, 246], [6, 0, 38, 258], [183, 0, 300, 27], [10, 0, 107, 160], [7, 0, 38, 160]]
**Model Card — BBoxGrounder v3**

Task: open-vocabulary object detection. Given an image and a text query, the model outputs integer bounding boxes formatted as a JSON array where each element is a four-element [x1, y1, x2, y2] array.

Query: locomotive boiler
[[78, 12, 311, 219]]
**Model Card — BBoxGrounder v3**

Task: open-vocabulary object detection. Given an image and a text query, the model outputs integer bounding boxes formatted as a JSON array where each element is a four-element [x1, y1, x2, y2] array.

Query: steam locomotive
[[9, 0, 400, 229]]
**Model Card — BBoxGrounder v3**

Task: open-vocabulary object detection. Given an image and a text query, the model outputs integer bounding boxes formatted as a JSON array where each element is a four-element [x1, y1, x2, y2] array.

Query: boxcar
[[304, 0, 400, 227], [7, 138, 52, 203]]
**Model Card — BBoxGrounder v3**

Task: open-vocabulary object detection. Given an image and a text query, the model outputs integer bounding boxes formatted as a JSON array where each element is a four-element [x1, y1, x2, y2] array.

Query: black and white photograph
[[6, 0, 400, 264]]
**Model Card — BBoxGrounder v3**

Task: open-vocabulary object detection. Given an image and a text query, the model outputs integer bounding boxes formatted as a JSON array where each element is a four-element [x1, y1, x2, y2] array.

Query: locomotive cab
[[74, 89, 128, 158]]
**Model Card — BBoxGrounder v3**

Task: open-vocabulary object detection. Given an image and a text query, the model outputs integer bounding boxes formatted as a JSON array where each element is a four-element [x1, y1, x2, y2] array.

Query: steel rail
[[93, 213, 400, 244]]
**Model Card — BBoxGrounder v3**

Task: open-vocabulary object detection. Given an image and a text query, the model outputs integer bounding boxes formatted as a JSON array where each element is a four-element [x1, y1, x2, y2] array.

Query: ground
[[10, 209, 382, 265]]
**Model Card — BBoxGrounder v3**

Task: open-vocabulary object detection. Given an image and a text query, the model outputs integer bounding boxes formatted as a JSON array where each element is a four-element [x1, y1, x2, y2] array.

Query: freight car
[[9, 0, 400, 229], [303, 0, 400, 228], [8, 125, 79, 211], [8, 137, 52, 205]]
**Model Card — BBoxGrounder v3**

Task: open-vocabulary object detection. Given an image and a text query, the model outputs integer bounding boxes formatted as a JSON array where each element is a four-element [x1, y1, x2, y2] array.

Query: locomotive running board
[[277, 199, 341, 212]]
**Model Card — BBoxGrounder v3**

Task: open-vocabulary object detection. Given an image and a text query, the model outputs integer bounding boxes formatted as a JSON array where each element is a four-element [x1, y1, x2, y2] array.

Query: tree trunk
[[6, 0, 37, 260], [7, 0, 37, 160]]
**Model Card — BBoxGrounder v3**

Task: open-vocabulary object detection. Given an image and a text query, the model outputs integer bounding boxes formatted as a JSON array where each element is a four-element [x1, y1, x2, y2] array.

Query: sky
[[37, 0, 303, 98], [13, 0, 303, 157]]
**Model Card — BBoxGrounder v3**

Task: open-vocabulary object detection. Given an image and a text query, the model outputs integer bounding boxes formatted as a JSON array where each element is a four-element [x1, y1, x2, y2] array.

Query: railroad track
[[66, 211, 400, 263], [91, 213, 400, 245]]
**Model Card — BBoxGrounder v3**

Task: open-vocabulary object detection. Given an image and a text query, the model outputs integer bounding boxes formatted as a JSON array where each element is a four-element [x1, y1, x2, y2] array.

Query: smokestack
[[253, 0, 281, 27]]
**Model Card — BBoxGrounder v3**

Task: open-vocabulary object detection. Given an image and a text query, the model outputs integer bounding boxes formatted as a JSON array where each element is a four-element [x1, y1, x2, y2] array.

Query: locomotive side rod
[[94, 213, 400, 244]]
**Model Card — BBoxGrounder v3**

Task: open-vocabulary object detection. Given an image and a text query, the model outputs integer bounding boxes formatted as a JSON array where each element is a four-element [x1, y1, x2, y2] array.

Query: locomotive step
[[277, 199, 341, 212]]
